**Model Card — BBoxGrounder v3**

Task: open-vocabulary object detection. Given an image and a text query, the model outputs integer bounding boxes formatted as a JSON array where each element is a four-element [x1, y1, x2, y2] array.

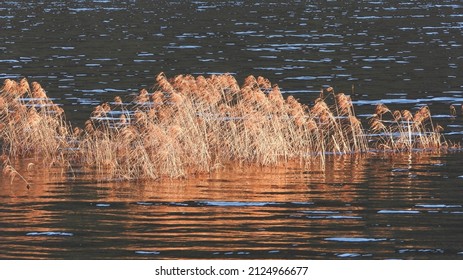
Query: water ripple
[[377, 210, 420, 214], [200, 201, 281, 207], [135, 251, 160, 255], [26, 232, 74, 237], [325, 237, 387, 243]]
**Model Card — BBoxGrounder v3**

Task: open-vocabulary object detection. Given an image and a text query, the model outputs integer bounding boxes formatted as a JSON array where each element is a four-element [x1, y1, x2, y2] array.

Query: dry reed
[[368, 104, 446, 151], [0, 78, 71, 164], [0, 74, 453, 181]]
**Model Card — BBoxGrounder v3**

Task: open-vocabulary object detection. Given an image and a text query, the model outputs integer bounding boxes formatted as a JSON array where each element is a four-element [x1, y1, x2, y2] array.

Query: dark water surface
[[1, 1, 463, 259]]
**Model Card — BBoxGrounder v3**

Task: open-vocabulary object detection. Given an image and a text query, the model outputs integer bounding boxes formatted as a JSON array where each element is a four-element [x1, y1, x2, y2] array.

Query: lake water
[[1, 0, 463, 259]]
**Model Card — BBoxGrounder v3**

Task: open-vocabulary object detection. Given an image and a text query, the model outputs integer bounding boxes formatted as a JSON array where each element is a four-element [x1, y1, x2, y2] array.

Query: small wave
[[136, 202, 154, 206], [398, 248, 444, 254], [84, 63, 102, 67], [415, 204, 462, 208], [378, 210, 420, 214], [326, 215, 362, 219], [26, 231, 73, 237], [169, 202, 190, 206], [135, 251, 160, 255], [325, 237, 387, 242], [165, 45, 201, 49], [201, 201, 280, 207], [303, 210, 339, 214], [336, 253, 362, 258]]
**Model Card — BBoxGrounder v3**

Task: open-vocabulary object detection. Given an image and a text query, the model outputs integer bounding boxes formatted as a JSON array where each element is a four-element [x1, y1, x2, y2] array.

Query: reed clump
[[368, 104, 446, 151], [0, 78, 71, 165], [0, 74, 452, 181]]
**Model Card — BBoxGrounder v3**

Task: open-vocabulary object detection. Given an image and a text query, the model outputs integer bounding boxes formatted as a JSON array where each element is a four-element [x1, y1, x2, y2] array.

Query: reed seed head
[[450, 105, 456, 117], [370, 118, 386, 132], [85, 120, 95, 134], [19, 78, 31, 96], [152, 91, 164, 104], [135, 89, 149, 103], [73, 127, 82, 137], [393, 110, 402, 121], [257, 76, 271, 89], [243, 75, 257, 88], [375, 104, 390, 116], [402, 110, 413, 121], [114, 96, 122, 104], [170, 92, 184, 105]]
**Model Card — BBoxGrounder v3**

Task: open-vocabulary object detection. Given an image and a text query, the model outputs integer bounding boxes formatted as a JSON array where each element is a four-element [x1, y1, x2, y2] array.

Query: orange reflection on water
[[0, 152, 456, 259]]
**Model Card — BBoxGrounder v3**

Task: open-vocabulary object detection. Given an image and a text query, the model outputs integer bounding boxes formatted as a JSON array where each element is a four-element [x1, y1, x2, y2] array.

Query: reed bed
[[0, 74, 452, 181]]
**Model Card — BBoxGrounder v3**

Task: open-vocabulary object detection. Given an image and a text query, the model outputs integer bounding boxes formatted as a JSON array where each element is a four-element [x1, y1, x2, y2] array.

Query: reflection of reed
[[0, 152, 459, 259], [105, 157, 369, 258], [0, 165, 72, 259], [365, 152, 448, 200], [1, 75, 452, 181]]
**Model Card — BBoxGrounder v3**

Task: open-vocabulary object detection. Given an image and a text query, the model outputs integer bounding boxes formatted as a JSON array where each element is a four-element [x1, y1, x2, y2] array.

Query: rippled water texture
[[1, 154, 463, 259], [1, 1, 463, 259]]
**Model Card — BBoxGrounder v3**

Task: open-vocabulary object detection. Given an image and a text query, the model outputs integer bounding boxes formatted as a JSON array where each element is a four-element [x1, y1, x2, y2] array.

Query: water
[[1, 1, 463, 259], [1, 154, 463, 259]]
